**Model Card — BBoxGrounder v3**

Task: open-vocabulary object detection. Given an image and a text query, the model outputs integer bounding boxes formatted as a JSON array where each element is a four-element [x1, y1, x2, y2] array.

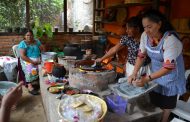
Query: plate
[[109, 81, 158, 102]]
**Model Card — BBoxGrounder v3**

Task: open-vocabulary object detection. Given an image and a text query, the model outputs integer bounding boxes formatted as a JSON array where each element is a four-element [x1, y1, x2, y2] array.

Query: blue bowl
[[0, 81, 17, 95]]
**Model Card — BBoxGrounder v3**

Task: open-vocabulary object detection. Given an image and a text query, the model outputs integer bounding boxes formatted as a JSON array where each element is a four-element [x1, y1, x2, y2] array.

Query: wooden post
[[26, 0, 30, 29], [64, 0, 67, 32]]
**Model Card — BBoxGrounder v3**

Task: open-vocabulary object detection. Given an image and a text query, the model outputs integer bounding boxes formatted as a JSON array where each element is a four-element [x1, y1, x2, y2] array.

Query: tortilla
[[71, 101, 84, 108]]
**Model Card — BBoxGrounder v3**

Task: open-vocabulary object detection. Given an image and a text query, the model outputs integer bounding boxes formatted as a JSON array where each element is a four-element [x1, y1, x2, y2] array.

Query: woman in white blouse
[[128, 9, 186, 122]]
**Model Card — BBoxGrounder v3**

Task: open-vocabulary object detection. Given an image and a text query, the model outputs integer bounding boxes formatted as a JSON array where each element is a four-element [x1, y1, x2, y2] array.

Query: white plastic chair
[[171, 70, 190, 121], [172, 97, 190, 121], [12, 45, 19, 58], [12, 45, 19, 83]]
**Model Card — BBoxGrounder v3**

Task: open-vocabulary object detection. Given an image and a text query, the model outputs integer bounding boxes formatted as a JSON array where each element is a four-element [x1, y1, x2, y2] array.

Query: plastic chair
[[172, 96, 190, 121], [12, 44, 19, 58], [171, 70, 190, 121], [12, 45, 26, 84]]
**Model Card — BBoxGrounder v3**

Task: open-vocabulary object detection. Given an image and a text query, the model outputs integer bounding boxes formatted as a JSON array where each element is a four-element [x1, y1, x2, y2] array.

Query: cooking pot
[[52, 64, 66, 78], [63, 43, 82, 59]]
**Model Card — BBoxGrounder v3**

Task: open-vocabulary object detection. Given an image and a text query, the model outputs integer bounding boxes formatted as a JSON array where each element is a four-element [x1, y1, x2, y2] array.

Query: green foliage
[[32, 18, 53, 40], [0, 0, 25, 28], [0, 0, 63, 29], [44, 23, 53, 38], [30, 0, 63, 25]]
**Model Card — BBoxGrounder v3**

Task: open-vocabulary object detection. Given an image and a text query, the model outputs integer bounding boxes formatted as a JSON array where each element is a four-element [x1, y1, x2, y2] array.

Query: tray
[[109, 80, 158, 102]]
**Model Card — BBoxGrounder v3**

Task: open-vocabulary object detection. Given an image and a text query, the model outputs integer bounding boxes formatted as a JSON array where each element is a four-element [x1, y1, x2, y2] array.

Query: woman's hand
[[132, 75, 149, 87], [127, 73, 137, 84], [2, 82, 23, 108], [95, 58, 103, 63], [32, 60, 41, 65]]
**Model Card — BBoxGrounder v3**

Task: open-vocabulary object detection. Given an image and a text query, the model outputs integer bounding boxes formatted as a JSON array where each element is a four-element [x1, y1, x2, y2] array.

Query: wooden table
[[39, 66, 162, 122]]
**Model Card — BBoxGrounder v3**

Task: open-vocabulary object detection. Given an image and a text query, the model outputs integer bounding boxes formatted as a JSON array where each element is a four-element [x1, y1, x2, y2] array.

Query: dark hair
[[126, 16, 144, 33], [23, 29, 34, 40], [142, 9, 174, 34], [24, 29, 33, 35]]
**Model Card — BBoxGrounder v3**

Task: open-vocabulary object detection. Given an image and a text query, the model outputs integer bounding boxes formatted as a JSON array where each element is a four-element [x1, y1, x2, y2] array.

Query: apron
[[21, 58, 40, 83], [145, 31, 186, 96], [125, 62, 151, 77]]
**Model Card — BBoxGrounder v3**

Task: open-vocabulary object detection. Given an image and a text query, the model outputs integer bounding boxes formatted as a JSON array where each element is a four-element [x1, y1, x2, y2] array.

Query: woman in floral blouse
[[96, 16, 150, 77]]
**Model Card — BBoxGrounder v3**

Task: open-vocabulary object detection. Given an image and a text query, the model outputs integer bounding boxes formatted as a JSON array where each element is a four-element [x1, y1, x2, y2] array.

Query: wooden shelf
[[108, 34, 121, 39], [183, 52, 190, 56], [95, 8, 105, 11], [107, 2, 153, 9], [177, 30, 190, 34], [106, 1, 168, 9], [94, 21, 124, 26]]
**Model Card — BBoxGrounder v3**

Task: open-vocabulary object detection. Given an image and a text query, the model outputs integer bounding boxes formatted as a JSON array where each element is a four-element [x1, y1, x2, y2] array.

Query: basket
[[58, 94, 107, 122], [106, 94, 127, 115]]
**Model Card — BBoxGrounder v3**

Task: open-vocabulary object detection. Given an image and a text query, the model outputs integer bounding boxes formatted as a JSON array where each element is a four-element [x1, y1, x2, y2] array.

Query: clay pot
[[52, 64, 66, 78], [63, 43, 82, 59]]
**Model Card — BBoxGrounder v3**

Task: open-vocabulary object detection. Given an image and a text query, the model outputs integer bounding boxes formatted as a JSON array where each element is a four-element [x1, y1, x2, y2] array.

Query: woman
[[18, 29, 44, 95], [96, 16, 150, 77], [128, 10, 186, 122]]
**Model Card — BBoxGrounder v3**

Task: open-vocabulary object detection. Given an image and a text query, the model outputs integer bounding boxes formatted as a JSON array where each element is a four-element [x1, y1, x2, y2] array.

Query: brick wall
[[0, 34, 91, 56], [0, 35, 23, 56]]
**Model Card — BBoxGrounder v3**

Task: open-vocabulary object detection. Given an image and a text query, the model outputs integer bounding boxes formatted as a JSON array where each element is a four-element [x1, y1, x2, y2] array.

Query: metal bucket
[[41, 52, 57, 63]]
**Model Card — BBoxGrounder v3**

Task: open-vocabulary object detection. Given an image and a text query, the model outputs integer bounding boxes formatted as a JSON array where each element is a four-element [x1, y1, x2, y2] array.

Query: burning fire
[[102, 58, 113, 70], [103, 58, 124, 73]]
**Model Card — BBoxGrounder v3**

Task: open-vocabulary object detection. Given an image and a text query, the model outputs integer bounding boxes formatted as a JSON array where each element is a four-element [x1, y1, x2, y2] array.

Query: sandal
[[28, 89, 39, 95]]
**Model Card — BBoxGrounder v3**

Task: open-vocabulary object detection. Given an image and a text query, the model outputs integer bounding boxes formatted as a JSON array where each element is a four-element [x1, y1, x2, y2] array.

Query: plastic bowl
[[0, 81, 17, 95]]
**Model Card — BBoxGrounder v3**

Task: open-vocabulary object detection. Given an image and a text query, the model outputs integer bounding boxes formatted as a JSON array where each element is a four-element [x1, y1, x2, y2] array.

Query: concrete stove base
[[69, 67, 117, 92]]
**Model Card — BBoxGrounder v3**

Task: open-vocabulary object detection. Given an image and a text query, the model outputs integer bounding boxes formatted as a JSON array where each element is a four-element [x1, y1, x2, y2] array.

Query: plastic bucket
[[0, 81, 17, 95], [41, 52, 57, 63], [44, 60, 54, 73]]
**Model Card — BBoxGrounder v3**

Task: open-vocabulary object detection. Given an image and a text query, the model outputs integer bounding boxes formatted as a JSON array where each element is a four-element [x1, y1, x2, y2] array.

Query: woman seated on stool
[[18, 29, 44, 95]]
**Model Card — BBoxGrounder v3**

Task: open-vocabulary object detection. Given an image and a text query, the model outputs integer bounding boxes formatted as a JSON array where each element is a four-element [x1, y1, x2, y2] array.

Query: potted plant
[[32, 18, 53, 40], [31, 19, 53, 51]]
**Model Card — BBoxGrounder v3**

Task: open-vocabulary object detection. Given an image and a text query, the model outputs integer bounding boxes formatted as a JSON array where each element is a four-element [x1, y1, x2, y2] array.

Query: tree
[[0, 0, 63, 30]]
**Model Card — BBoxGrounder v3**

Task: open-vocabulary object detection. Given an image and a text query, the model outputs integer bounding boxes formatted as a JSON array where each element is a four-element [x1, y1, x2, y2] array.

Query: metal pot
[[63, 43, 82, 59], [41, 52, 57, 63]]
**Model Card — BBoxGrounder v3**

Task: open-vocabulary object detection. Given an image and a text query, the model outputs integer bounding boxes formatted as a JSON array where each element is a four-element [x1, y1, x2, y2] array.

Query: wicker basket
[[58, 94, 107, 122]]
